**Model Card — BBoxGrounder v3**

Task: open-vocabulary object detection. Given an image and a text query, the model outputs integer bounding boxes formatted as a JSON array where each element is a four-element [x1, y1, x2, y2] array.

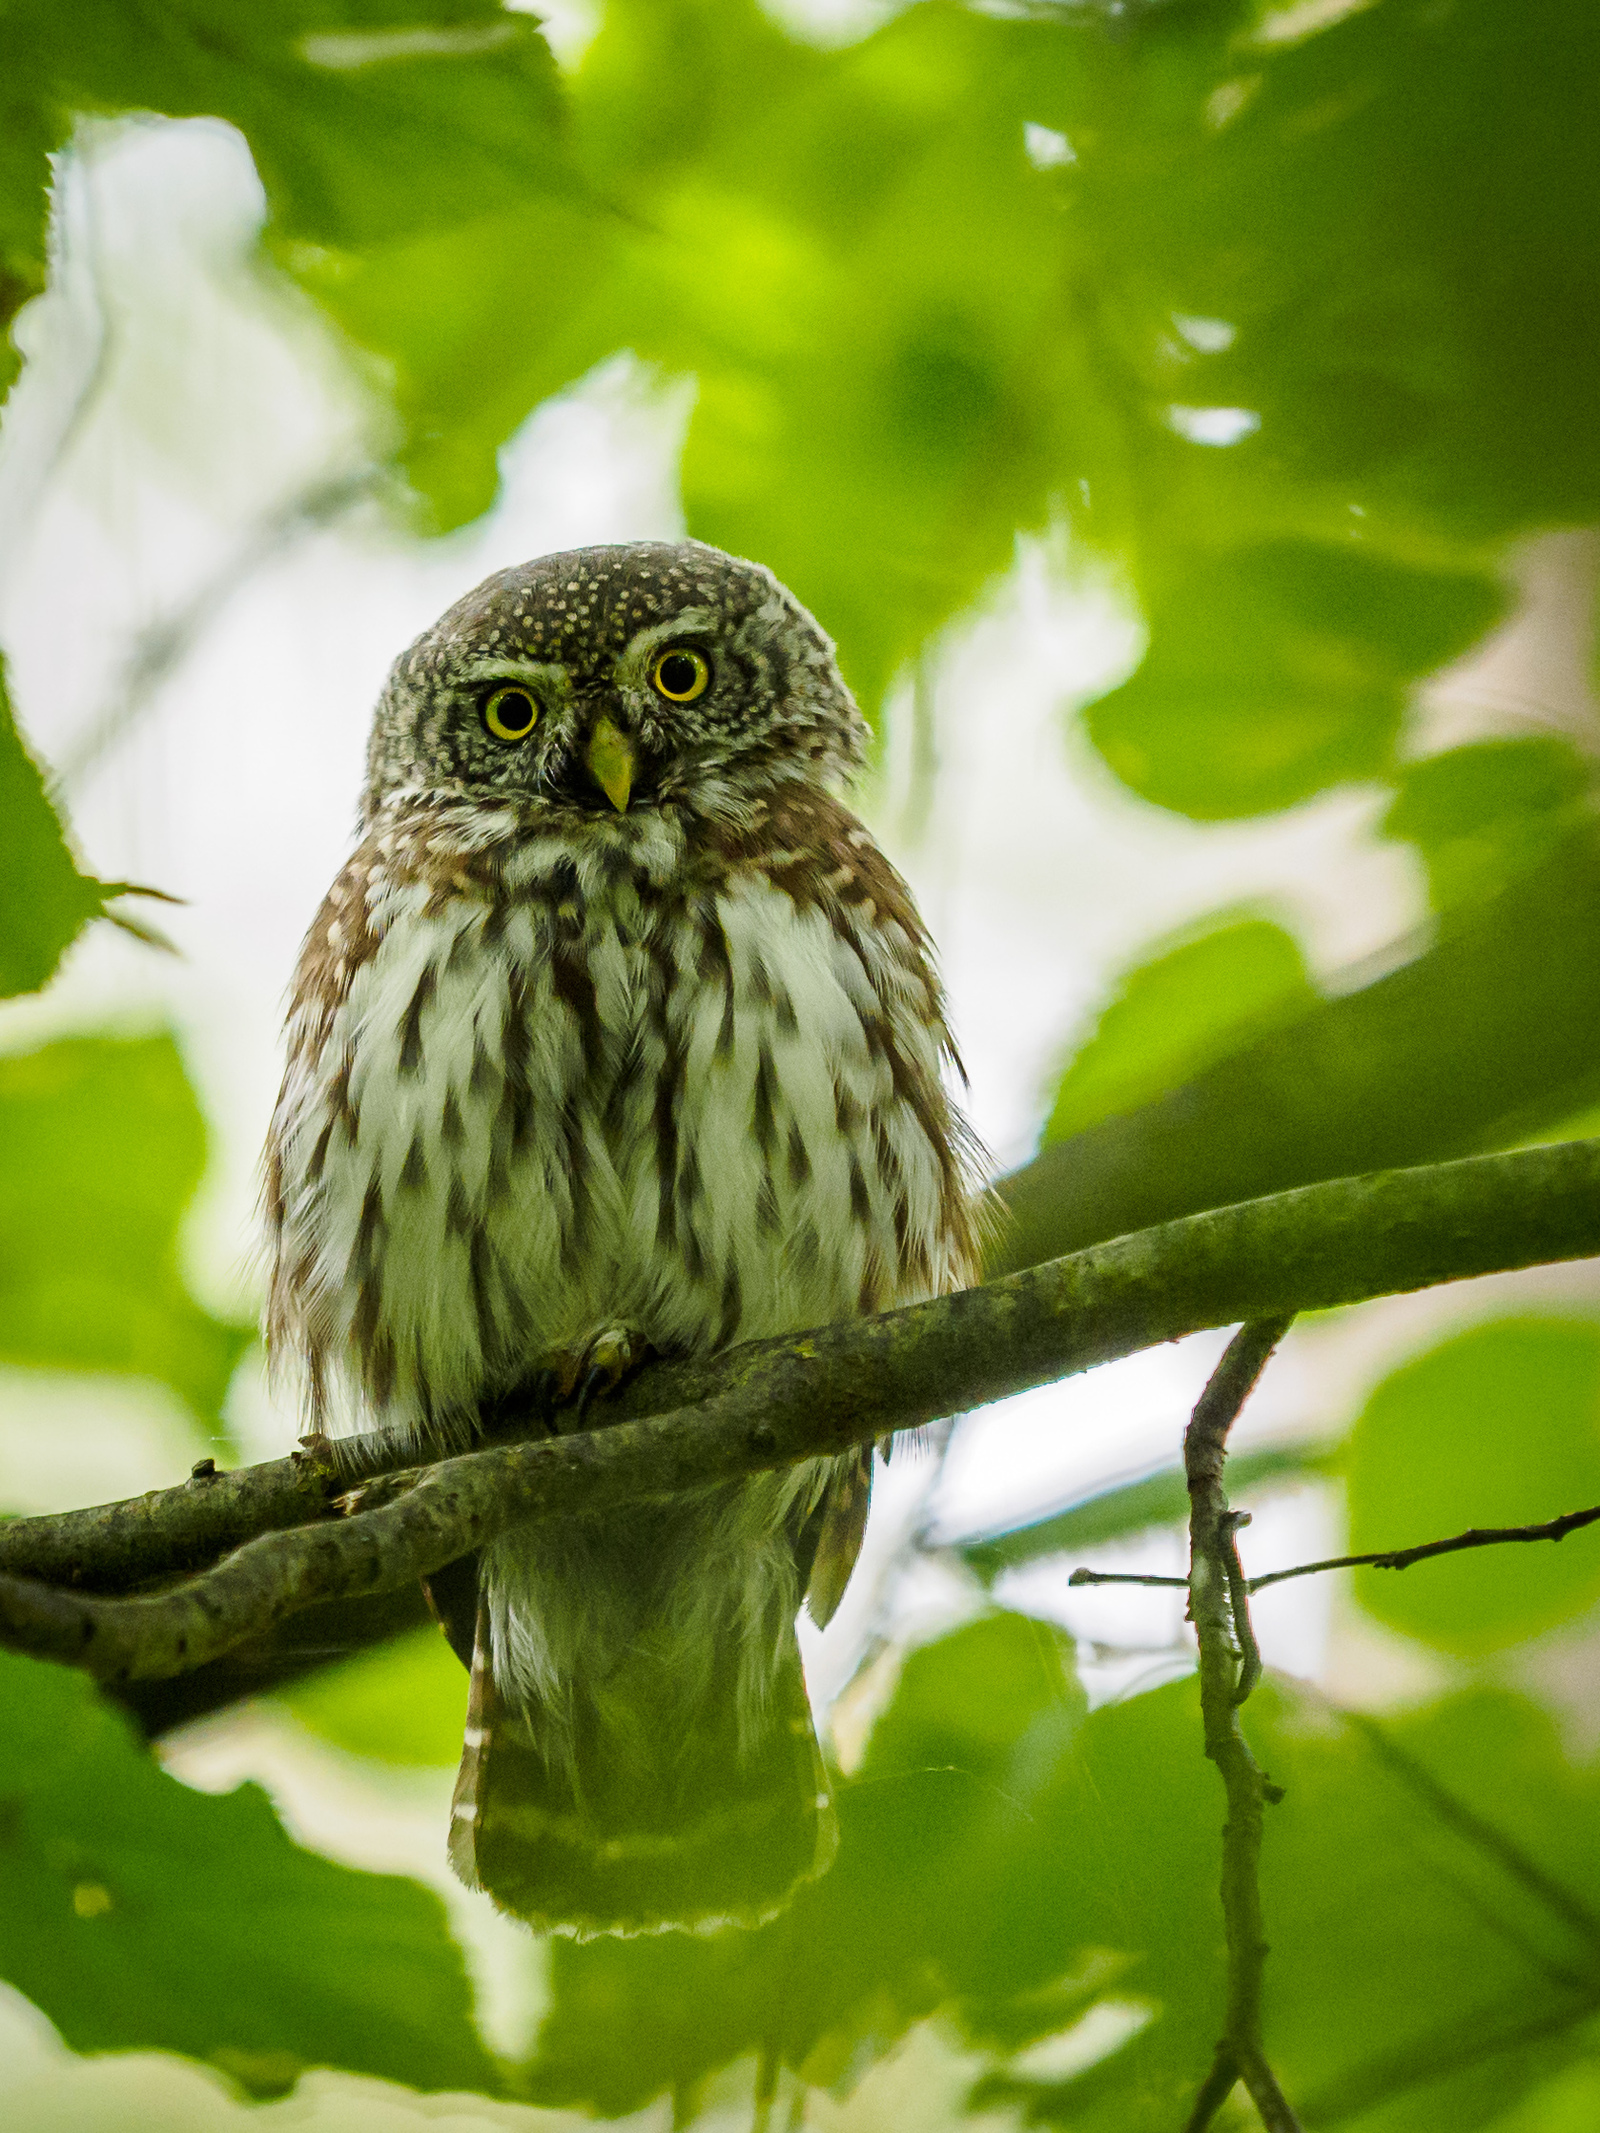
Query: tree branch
[[1182, 1318, 1303, 2133], [2, 1141, 1599, 1685]]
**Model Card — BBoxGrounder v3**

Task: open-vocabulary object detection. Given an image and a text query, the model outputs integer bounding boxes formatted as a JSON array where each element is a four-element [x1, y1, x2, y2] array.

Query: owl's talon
[[544, 1325, 651, 1434]]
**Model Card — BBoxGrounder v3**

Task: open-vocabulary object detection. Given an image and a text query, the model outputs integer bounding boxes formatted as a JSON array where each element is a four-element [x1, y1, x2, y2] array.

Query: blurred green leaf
[[527, 1612, 1088, 2115], [0, 1649, 497, 2096], [996, 827, 1600, 1275], [0, 82, 54, 410], [1042, 914, 1317, 1147], [284, 1625, 466, 1766], [1084, 545, 1506, 817], [1383, 738, 1593, 912], [983, 1680, 1600, 2132], [956, 1441, 1333, 1585], [1043, 0, 1600, 813], [0, 660, 107, 999], [0, 1036, 252, 1427], [15, 0, 1598, 809], [290, 0, 1600, 803], [300, 0, 1083, 704], [1483, 2063, 1600, 2133], [1345, 1319, 1600, 1656], [528, 1613, 1600, 2128], [1, 0, 572, 404]]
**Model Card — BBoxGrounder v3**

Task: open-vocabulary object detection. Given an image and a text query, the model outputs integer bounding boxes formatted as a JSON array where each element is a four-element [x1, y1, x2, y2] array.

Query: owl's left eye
[[483, 687, 539, 742], [650, 647, 711, 703]]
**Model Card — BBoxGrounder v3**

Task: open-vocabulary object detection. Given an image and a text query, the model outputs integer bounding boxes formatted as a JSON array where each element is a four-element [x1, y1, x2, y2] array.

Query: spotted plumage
[[264, 540, 980, 1935]]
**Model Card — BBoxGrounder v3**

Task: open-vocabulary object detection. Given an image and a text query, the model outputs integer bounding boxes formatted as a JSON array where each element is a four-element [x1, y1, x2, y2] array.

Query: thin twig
[[1070, 1502, 1600, 1596], [1184, 1316, 1303, 2133], [1247, 1503, 1600, 1592]]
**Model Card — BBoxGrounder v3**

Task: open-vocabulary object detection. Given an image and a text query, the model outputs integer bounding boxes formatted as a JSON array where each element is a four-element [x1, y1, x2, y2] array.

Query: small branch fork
[[1183, 1316, 1303, 2133]]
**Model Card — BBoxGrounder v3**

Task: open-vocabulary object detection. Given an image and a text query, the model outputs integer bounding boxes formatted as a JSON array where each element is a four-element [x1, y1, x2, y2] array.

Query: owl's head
[[361, 540, 867, 827]]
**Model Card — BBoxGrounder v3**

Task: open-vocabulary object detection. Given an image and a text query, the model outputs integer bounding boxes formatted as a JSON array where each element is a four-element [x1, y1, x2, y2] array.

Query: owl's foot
[[492, 1327, 652, 1438], [552, 1324, 651, 1433]]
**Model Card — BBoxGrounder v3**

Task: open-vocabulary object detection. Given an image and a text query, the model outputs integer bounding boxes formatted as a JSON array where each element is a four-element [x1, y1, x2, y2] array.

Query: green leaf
[[1383, 737, 1592, 913], [289, 0, 1600, 794], [295, 0, 1089, 701], [956, 1442, 1333, 1585], [527, 1612, 1088, 2115], [284, 1626, 467, 1767], [1083, 544, 1506, 818], [1042, 914, 1317, 1146], [0, 74, 55, 402], [995, 827, 1600, 1275], [1344, 1319, 1600, 1656], [1482, 2063, 1600, 2133], [1045, 0, 1600, 814], [984, 1680, 1600, 2131], [1, 0, 574, 414], [0, 660, 107, 999], [0, 1649, 497, 2096], [0, 1036, 253, 1427], [528, 1615, 1600, 2128]]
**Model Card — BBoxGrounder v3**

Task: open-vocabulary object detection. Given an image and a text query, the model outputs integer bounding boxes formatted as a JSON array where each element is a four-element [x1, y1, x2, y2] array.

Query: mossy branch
[[2, 1140, 1598, 1685]]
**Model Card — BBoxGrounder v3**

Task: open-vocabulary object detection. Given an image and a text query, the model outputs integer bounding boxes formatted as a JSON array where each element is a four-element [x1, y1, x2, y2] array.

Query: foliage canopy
[[3, 0, 1600, 2125]]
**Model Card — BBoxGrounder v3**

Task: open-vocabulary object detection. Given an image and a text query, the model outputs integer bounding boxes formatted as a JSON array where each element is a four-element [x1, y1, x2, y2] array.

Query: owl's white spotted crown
[[361, 537, 868, 827]]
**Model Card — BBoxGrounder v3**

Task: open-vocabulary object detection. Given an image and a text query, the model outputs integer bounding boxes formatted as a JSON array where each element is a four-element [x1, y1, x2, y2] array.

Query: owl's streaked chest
[[267, 806, 961, 1440]]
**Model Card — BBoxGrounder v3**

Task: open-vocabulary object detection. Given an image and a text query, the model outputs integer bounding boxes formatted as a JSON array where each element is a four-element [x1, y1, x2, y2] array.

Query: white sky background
[[2, 50, 1599, 2127]]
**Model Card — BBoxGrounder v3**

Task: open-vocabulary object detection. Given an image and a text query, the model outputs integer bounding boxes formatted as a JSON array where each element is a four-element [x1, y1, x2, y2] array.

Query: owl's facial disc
[[363, 540, 868, 826]]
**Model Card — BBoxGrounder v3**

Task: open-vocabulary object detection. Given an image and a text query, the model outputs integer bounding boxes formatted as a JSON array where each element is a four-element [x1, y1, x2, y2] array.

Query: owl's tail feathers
[[447, 1609, 837, 1938]]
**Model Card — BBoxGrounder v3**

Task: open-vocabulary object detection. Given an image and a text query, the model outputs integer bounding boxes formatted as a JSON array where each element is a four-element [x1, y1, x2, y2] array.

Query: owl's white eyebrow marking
[[616, 608, 720, 672], [453, 656, 572, 693]]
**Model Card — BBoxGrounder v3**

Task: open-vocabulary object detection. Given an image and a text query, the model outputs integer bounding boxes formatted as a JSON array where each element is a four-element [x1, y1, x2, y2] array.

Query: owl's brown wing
[[422, 1550, 482, 1672], [797, 1445, 873, 1630]]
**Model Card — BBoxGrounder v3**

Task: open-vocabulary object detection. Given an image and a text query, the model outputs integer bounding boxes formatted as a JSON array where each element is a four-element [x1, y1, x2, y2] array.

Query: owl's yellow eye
[[650, 647, 710, 703], [483, 686, 539, 742]]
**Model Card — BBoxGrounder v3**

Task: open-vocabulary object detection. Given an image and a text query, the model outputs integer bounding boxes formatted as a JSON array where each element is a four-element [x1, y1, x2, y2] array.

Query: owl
[[264, 540, 980, 1936]]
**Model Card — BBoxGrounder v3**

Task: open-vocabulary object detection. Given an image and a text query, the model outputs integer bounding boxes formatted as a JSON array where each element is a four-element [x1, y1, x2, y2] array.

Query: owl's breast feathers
[[265, 783, 978, 1440], [266, 780, 979, 1934]]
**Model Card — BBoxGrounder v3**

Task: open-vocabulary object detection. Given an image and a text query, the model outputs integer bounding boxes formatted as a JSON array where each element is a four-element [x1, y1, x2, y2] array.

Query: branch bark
[[2, 1140, 1599, 1686], [1183, 1318, 1303, 2133]]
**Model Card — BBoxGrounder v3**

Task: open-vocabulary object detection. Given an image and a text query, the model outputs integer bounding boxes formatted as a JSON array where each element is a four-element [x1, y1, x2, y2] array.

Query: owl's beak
[[585, 716, 635, 813]]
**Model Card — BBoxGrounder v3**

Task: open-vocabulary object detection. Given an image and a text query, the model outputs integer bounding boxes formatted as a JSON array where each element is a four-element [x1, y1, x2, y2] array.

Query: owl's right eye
[[483, 687, 540, 742]]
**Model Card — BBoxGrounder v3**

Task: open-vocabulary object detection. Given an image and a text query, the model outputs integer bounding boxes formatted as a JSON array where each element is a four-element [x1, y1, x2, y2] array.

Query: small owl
[[264, 540, 979, 1935]]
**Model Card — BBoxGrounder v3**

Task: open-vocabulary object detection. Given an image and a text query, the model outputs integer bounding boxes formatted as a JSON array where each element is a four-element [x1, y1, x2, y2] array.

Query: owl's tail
[[444, 1593, 837, 1937]]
